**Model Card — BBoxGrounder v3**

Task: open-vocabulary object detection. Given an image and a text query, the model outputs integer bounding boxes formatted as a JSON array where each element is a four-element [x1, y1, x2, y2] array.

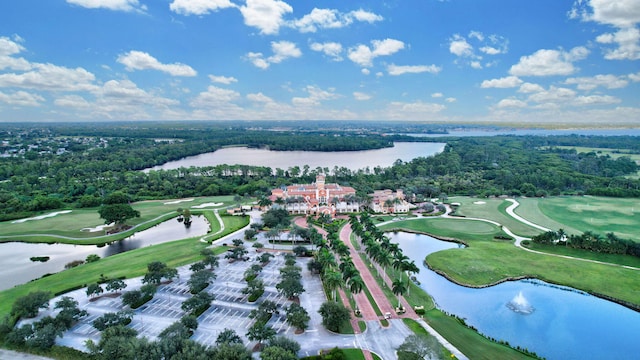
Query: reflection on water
[[145, 142, 446, 172], [389, 231, 640, 360], [0, 216, 209, 290]]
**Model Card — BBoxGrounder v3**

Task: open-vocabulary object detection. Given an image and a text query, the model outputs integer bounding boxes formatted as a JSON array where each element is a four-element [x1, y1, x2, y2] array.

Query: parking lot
[[54, 241, 296, 351]]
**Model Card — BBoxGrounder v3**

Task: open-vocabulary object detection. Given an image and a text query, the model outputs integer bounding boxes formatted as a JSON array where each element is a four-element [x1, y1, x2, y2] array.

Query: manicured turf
[[422, 309, 536, 360], [523, 242, 640, 268], [516, 196, 640, 242], [0, 196, 235, 242], [449, 197, 543, 238], [380, 217, 507, 242], [0, 212, 247, 319], [383, 217, 640, 307]]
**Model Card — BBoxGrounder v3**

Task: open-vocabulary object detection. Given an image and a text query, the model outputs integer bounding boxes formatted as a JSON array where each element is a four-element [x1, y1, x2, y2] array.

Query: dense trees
[[532, 229, 640, 257], [318, 301, 351, 332]]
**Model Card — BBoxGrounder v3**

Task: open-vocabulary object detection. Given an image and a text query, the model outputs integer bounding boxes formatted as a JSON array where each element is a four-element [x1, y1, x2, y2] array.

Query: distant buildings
[[369, 189, 412, 213], [269, 175, 359, 216]]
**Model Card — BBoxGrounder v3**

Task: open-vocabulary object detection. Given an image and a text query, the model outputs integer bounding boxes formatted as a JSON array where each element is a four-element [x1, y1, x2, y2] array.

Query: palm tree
[[323, 270, 343, 301], [377, 250, 393, 282], [392, 278, 407, 309], [258, 196, 272, 209], [404, 260, 420, 295], [393, 253, 410, 279]]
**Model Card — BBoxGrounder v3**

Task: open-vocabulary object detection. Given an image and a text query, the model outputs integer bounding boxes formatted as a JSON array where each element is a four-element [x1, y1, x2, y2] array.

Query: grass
[[402, 318, 453, 359], [516, 196, 640, 242], [384, 217, 640, 307], [523, 242, 640, 268], [449, 197, 542, 238], [0, 212, 244, 319], [422, 309, 536, 360], [0, 196, 235, 244], [380, 217, 507, 242], [341, 348, 366, 360]]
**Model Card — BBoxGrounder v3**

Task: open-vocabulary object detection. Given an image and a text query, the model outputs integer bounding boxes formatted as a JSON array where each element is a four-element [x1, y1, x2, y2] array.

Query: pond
[[390, 231, 640, 360], [0, 216, 209, 290], [144, 142, 446, 172]]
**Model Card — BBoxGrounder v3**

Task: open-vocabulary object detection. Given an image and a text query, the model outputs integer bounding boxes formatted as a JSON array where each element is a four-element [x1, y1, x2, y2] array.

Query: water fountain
[[507, 291, 534, 314]]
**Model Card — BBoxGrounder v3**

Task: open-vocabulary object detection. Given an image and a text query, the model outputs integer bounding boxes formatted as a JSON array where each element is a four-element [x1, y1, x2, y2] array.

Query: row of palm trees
[[348, 213, 419, 310]]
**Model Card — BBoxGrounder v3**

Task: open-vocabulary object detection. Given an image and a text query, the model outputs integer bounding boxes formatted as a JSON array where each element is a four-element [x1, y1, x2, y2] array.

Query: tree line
[[531, 230, 640, 257]]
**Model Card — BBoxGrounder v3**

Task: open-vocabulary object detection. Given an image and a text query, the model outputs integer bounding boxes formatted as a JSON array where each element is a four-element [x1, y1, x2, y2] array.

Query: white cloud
[[247, 41, 301, 69], [246, 52, 269, 69], [86, 79, 179, 119], [361, 68, 370, 75], [569, 0, 640, 28], [449, 35, 474, 57], [117, 51, 197, 76], [310, 42, 343, 61], [350, 9, 383, 23], [247, 92, 273, 103], [0, 90, 44, 107], [0, 63, 97, 91], [0, 36, 25, 57], [480, 46, 501, 55], [54, 94, 90, 108], [292, 85, 339, 106], [384, 101, 446, 119], [431, 92, 443, 98], [348, 38, 404, 67], [629, 72, 640, 81], [445, 97, 457, 103], [208, 74, 238, 84], [497, 98, 527, 108], [596, 27, 640, 60], [509, 47, 589, 76], [66, 0, 146, 12], [573, 94, 621, 105], [353, 92, 371, 101], [518, 82, 545, 93], [169, 0, 236, 15], [470, 61, 482, 69], [468, 30, 484, 41], [292, 8, 383, 33], [387, 64, 441, 76], [565, 74, 629, 90], [528, 86, 577, 103], [0, 37, 30, 71], [481, 76, 523, 88], [191, 85, 240, 108], [239, 0, 292, 35]]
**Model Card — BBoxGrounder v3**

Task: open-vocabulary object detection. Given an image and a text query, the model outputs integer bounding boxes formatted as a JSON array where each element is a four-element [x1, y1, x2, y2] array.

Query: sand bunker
[[191, 202, 224, 209], [12, 210, 73, 224], [473, 201, 486, 205], [164, 198, 195, 205], [81, 223, 114, 232]]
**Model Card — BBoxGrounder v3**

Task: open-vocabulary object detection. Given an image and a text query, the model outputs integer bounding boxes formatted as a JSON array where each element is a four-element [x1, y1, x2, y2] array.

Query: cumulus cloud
[[239, 0, 293, 35], [209, 74, 237, 84], [518, 82, 545, 93], [497, 98, 527, 108], [449, 31, 508, 68], [347, 38, 405, 67], [66, 0, 146, 12], [384, 101, 446, 119], [0, 90, 44, 107], [117, 51, 197, 76], [431, 92, 443, 98], [246, 41, 302, 69], [387, 64, 441, 76], [0, 36, 30, 71], [480, 76, 523, 88], [310, 42, 343, 61], [191, 85, 240, 108], [569, 0, 640, 28], [565, 74, 629, 90], [292, 85, 339, 106], [292, 8, 383, 33], [573, 94, 621, 105], [449, 35, 474, 57], [353, 91, 371, 100], [169, 0, 236, 15], [509, 47, 589, 76], [54, 94, 91, 108], [0, 63, 97, 91], [247, 92, 273, 103], [596, 27, 640, 60]]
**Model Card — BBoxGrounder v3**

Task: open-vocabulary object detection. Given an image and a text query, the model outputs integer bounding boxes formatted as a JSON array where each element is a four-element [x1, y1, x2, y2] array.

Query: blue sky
[[0, 0, 639, 125]]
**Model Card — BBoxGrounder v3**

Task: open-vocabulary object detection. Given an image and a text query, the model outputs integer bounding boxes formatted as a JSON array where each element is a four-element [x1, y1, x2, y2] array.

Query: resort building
[[369, 189, 413, 213], [270, 175, 359, 216]]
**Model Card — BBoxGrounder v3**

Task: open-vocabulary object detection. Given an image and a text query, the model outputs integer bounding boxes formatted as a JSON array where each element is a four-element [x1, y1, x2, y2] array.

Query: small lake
[[0, 216, 209, 290], [145, 142, 445, 172], [390, 231, 640, 360]]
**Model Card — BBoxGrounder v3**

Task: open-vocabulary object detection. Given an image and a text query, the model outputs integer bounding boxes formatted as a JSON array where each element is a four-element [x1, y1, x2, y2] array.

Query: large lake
[[390, 231, 640, 360], [145, 142, 445, 172]]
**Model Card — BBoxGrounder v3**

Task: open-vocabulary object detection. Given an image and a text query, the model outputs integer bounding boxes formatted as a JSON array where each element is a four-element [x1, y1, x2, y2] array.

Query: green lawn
[[0, 196, 235, 244], [449, 197, 542, 238], [0, 212, 248, 319], [382, 217, 640, 307], [516, 196, 640, 242]]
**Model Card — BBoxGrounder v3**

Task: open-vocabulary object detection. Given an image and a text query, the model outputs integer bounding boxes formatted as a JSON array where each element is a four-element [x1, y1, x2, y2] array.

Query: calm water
[[0, 216, 209, 290], [145, 142, 445, 172], [390, 231, 640, 360]]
